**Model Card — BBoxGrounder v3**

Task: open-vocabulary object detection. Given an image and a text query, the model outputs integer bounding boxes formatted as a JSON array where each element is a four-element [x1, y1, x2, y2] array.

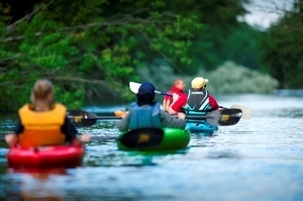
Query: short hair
[[30, 79, 54, 103], [173, 78, 183, 86]]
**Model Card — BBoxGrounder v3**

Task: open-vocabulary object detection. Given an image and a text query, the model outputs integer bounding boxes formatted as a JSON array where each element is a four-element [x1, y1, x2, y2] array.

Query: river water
[[0, 94, 302, 201]]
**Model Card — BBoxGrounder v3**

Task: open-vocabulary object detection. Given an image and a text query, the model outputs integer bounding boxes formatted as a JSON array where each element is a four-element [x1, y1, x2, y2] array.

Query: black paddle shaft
[[66, 110, 120, 127]]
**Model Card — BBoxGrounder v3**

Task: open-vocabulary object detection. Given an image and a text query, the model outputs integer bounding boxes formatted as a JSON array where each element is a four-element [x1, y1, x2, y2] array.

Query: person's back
[[168, 77, 219, 124], [18, 102, 67, 148], [118, 82, 186, 132], [163, 79, 185, 112], [5, 79, 90, 148], [128, 101, 162, 130]]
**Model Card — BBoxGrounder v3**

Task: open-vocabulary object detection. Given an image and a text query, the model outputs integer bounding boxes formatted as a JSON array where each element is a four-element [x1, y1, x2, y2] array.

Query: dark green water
[[0, 94, 302, 201]]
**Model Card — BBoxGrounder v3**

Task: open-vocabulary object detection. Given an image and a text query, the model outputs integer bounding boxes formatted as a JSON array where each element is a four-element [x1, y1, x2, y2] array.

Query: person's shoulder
[[208, 94, 218, 101], [52, 103, 67, 112], [179, 93, 188, 99], [19, 103, 29, 109], [54, 102, 66, 108], [18, 104, 31, 113]]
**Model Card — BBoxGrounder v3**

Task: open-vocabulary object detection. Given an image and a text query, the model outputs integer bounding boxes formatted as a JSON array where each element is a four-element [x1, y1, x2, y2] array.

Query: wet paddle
[[228, 105, 252, 119], [67, 110, 121, 127], [129, 81, 173, 97], [219, 105, 252, 119], [186, 108, 242, 126], [129, 81, 253, 119], [115, 108, 242, 126], [68, 108, 242, 127]]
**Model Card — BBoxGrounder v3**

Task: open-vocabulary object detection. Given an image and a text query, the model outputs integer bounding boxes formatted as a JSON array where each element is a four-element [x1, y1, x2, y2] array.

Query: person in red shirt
[[163, 79, 185, 112], [168, 77, 219, 115]]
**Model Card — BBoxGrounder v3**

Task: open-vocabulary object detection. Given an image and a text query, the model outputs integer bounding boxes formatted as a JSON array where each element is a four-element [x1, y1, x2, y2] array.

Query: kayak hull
[[7, 145, 85, 169], [186, 122, 218, 134], [117, 127, 190, 151]]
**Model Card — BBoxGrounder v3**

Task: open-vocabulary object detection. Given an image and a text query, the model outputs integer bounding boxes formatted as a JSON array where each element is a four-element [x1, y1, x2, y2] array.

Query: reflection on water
[[0, 94, 303, 201], [5, 169, 67, 201]]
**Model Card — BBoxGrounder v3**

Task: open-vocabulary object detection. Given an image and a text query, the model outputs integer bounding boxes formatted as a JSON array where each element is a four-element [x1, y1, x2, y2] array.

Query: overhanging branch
[[6, 0, 55, 35]]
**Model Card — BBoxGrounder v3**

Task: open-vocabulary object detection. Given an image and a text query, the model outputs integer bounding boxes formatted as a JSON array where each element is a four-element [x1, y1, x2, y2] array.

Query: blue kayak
[[186, 122, 218, 134]]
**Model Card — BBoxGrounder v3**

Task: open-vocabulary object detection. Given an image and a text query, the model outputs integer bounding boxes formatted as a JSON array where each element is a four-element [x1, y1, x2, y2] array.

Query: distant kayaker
[[117, 82, 186, 132], [163, 78, 186, 112], [168, 77, 219, 116], [5, 79, 91, 148]]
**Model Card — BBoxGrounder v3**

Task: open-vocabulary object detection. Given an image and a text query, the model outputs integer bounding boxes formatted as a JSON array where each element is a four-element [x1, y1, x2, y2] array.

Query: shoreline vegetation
[[1, 0, 302, 112]]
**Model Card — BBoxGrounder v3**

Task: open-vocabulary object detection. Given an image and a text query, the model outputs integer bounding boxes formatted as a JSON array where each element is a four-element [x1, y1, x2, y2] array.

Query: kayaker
[[162, 78, 186, 112], [117, 82, 186, 132], [168, 77, 219, 116], [5, 79, 91, 148]]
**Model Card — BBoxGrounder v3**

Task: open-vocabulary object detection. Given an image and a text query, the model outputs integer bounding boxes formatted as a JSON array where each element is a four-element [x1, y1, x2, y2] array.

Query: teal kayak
[[186, 122, 218, 134], [117, 127, 190, 151]]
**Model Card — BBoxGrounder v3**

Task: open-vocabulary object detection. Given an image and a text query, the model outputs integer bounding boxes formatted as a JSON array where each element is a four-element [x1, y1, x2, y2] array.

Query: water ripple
[[0, 94, 303, 201]]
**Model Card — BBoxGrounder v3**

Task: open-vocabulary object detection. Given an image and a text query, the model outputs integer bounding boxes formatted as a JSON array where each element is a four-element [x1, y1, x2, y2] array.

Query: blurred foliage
[[260, 0, 303, 89], [204, 61, 279, 94], [0, 0, 203, 112], [138, 61, 278, 95], [0, 0, 302, 112]]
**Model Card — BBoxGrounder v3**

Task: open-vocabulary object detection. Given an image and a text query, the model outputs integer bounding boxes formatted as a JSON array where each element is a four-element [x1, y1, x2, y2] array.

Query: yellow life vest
[[18, 103, 67, 148]]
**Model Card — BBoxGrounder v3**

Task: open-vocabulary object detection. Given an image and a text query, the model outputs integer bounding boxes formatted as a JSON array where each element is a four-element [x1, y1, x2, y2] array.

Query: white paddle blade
[[229, 104, 253, 119], [129, 82, 141, 93]]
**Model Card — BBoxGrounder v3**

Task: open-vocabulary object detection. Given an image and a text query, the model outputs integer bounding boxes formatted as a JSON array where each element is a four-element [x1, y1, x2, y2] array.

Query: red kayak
[[7, 144, 85, 169]]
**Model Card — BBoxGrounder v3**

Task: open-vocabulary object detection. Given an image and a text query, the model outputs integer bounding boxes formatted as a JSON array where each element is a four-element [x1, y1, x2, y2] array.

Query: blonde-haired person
[[168, 77, 219, 115], [163, 78, 185, 112], [5, 79, 90, 148]]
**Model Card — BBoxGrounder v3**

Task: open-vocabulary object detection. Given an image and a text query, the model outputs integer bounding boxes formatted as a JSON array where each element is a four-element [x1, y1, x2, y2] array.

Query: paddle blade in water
[[67, 110, 98, 127], [229, 104, 253, 119], [115, 111, 127, 117], [66, 110, 121, 127], [207, 109, 242, 126], [67, 110, 98, 119], [118, 128, 164, 148]]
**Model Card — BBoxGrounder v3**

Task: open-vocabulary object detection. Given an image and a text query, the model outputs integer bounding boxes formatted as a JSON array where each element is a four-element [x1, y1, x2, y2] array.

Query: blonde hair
[[30, 79, 54, 103]]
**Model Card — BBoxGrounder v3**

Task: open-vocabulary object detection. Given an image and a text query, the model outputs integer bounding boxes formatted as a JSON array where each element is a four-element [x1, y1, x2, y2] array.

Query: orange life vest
[[18, 103, 67, 148]]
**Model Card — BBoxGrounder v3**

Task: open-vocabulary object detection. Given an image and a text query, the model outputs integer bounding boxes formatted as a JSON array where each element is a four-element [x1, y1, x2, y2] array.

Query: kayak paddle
[[67, 110, 121, 127], [228, 104, 252, 119], [68, 108, 242, 127], [186, 108, 242, 126], [129, 81, 172, 97]]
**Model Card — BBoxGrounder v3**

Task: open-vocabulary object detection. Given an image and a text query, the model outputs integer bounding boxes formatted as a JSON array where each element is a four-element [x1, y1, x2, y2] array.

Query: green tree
[[261, 0, 303, 88], [183, 0, 251, 73], [0, 0, 203, 112]]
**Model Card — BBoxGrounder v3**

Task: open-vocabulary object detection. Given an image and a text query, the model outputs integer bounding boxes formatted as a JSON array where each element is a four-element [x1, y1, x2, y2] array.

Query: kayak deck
[[7, 144, 85, 169], [117, 127, 190, 151]]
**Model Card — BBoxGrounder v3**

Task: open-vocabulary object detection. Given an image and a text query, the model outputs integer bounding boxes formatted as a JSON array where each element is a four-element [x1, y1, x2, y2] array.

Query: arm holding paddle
[[167, 93, 184, 115], [5, 134, 18, 147], [117, 111, 131, 132], [62, 117, 91, 145], [160, 110, 186, 128]]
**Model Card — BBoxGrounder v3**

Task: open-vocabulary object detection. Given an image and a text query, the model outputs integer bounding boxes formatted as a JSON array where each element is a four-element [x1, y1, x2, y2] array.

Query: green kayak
[[116, 127, 190, 151]]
